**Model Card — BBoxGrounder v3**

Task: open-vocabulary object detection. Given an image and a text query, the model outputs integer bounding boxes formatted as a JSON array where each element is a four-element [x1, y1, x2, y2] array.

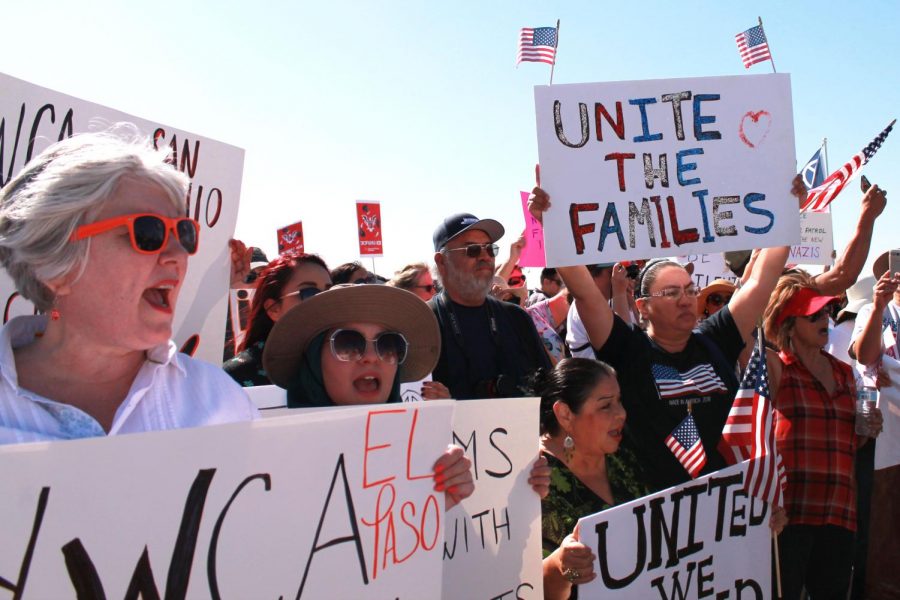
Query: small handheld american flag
[[720, 329, 786, 506], [735, 24, 772, 69], [666, 413, 707, 479], [517, 26, 558, 66], [803, 119, 895, 213]]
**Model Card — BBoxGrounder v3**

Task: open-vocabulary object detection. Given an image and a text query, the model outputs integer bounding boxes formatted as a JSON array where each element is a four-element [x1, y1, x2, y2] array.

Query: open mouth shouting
[[143, 280, 179, 313]]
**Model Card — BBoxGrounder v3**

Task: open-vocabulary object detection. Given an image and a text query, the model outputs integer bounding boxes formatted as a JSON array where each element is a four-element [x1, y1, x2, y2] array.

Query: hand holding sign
[[433, 445, 474, 510]]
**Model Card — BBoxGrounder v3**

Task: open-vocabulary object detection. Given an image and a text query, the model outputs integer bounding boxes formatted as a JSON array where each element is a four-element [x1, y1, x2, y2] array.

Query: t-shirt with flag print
[[595, 306, 744, 491]]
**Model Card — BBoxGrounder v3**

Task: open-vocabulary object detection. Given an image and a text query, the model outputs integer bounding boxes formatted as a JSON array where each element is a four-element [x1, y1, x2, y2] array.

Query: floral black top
[[541, 447, 647, 557], [541, 448, 648, 599], [223, 341, 270, 387]]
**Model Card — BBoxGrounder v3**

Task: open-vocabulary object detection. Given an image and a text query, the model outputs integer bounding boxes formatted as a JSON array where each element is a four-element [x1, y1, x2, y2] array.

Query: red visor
[[775, 287, 838, 327]]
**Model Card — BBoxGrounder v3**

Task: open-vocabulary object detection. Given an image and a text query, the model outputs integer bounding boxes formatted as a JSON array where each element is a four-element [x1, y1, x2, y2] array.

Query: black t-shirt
[[595, 306, 744, 491], [429, 294, 551, 400]]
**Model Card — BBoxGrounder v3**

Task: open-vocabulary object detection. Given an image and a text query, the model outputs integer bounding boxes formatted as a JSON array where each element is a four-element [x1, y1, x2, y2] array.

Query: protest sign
[[357, 201, 383, 257], [534, 74, 798, 266], [789, 210, 834, 266], [442, 397, 543, 599], [577, 462, 770, 599], [677, 253, 740, 288], [0, 402, 454, 598], [277, 220, 305, 254], [519, 191, 547, 267], [0, 72, 243, 365]]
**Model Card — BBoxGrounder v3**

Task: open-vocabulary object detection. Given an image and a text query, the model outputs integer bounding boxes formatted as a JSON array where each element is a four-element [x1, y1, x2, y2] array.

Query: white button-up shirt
[[0, 316, 259, 445]]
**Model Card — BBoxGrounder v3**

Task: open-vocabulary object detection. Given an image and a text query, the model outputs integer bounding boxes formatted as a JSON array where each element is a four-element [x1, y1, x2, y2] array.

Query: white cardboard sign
[[442, 397, 543, 599], [577, 462, 770, 599], [0, 72, 243, 365], [0, 403, 454, 598], [535, 74, 799, 266], [789, 210, 834, 266]]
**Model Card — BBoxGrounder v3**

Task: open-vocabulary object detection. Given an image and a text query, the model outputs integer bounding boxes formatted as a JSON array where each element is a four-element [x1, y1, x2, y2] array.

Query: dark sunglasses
[[70, 213, 200, 255], [507, 276, 525, 287], [706, 293, 733, 306], [801, 308, 830, 323], [281, 286, 327, 302], [329, 329, 408, 364], [353, 275, 377, 285], [413, 284, 436, 293], [445, 243, 499, 258]]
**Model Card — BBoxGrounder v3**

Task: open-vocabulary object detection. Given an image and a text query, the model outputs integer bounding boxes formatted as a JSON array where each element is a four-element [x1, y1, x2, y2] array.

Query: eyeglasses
[[329, 329, 408, 364], [801, 308, 830, 323], [413, 284, 436, 293], [281, 286, 327, 302], [647, 285, 700, 300], [444, 243, 499, 259], [70, 213, 200, 255], [507, 276, 525, 287], [353, 275, 377, 285], [706, 293, 733, 306]]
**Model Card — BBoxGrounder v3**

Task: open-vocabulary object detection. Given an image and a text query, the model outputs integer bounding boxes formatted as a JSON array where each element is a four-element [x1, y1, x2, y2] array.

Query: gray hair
[[0, 127, 189, 310]]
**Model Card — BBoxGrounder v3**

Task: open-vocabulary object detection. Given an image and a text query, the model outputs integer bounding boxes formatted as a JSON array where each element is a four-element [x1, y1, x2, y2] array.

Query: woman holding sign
[[0, 130, 259, 444], [529, 180, 799, 491], [535, 357, 648, 599]]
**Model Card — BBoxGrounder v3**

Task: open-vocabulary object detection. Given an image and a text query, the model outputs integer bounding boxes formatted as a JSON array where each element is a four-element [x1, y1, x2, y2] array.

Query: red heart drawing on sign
[[739, 110, 772, 148]]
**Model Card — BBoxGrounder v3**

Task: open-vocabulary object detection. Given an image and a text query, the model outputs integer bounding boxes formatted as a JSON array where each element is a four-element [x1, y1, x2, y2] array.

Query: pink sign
[[518, 191, 546, 267]]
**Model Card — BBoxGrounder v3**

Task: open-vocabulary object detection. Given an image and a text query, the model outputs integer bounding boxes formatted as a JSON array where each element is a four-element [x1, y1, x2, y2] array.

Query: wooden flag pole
[[549, 19, 560, 85], [759, 16, 777, 73], [773, 533, 783, 599]]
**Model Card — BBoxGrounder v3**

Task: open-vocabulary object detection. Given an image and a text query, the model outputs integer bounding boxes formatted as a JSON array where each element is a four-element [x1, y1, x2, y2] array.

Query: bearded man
[[429, 213, 550, 399]]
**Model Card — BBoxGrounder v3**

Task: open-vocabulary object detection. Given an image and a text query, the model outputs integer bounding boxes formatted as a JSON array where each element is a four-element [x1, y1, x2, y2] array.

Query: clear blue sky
[[4, 1, 898, 278]]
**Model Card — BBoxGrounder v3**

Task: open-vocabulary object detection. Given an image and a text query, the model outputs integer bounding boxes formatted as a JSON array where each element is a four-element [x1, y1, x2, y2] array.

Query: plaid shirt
[[774, 349, 858, 530]]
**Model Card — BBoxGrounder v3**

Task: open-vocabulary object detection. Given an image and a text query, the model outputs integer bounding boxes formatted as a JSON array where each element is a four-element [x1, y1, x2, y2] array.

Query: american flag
[[735, 24, 771, 69], [803, 120, 895, 212], [517, 26, 558, 65], [651, 363, 728, 399], [666, 414, 707, 478], [719, 330, 786, 506]]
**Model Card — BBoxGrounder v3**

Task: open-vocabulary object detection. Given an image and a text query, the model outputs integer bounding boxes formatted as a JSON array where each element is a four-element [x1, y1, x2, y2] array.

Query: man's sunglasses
[[444, 243, 499, 258], [328, 328, 408, 364], [706, 293, 732, 307], [70, 213, 200, 255]]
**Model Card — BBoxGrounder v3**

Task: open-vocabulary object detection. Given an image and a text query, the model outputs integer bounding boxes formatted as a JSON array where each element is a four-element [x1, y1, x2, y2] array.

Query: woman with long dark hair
[[224, 252, 330, 386]]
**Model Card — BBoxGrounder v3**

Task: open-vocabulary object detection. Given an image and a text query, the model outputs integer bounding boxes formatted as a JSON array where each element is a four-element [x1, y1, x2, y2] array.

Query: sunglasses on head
[[70, 213, 200, 255], [328, 328, 408, 364], [706, 293, 733, 306], [445, 243, 499, 259]]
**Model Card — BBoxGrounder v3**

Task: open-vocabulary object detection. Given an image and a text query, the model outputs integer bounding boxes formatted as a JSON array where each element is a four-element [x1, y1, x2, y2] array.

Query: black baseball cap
[[433, 213, 505, 252]]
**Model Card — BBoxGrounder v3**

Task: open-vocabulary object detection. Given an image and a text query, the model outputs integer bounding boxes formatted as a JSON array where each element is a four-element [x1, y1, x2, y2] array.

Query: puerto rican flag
[[651, 363, 728, 399]]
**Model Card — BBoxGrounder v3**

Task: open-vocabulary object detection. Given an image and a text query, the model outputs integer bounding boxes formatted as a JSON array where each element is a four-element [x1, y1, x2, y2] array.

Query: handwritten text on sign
[[578, 462, 770, 599], [0, 71, 243, 364], [0, 403, 453, 598], [534, 74, 798, 266], [442, 397, 543, 600]]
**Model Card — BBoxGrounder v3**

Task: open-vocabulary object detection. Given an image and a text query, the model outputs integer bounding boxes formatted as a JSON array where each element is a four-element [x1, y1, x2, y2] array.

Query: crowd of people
[[0, 130, 895, 599]]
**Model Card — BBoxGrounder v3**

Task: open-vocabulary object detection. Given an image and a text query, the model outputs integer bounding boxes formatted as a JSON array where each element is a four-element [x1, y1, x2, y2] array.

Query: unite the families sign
[[0, 72, 243, 365], [577, 462, 771, 599], [535, 74, 799, 266]]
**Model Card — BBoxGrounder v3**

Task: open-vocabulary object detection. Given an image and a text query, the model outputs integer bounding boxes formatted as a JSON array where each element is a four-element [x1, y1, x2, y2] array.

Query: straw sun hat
[[263, 284, 440, 388]]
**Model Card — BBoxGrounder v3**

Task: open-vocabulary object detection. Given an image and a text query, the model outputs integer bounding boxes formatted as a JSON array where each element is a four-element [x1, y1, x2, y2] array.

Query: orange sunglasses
[[70, 213, 200, 255]]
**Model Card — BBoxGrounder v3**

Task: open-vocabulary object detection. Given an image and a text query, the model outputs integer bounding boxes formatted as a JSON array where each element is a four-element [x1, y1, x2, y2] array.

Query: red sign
[[277, 220, 304, 254], [356, 201, 383, 257]]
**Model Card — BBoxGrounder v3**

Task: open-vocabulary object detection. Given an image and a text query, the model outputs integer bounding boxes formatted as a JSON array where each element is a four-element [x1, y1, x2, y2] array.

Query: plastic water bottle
[[855, 387, 878, 436]]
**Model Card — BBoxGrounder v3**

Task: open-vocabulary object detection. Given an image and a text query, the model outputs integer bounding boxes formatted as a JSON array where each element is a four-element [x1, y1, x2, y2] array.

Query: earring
[[50, 308, 61, 321], [563, 434, 575, 462]]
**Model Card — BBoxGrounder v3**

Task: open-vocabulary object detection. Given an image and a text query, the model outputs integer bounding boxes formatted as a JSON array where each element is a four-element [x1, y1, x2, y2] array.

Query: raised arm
[[851, 272, 898, 366], [495, 230, 525, 281], [812, 184, 886, 295], [528, 187, 616, 349], [729, 244, 790, 344]]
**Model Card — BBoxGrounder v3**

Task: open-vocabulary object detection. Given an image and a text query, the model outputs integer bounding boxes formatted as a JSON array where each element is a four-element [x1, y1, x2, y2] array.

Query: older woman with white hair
[[0, 129, 258, 444]]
